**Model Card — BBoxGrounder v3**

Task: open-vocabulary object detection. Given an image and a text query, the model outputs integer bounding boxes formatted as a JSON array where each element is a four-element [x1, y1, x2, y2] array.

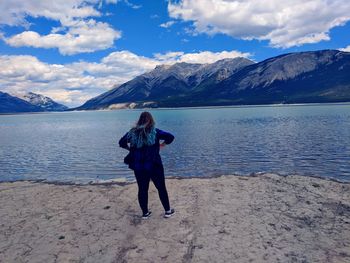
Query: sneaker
[[142, 211, 152, 219], [164, 208, 175, 218]]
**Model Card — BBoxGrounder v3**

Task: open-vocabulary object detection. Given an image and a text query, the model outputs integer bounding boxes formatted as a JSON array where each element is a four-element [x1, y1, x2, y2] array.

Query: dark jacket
[[119, 128, 174, 171]]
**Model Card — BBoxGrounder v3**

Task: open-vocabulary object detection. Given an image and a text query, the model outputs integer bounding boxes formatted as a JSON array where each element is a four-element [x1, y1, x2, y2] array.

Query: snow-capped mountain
[[0, 91, 43, 113], [0, 91, 68, 113], [11, 92, 68, 111]]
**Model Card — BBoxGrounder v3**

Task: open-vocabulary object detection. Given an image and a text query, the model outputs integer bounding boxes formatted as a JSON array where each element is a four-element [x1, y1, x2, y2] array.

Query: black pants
[[134, 165, 170, 214]]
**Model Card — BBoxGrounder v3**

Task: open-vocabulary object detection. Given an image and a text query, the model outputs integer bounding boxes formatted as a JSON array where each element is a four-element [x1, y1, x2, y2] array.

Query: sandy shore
[[0, 174, 350, 263]]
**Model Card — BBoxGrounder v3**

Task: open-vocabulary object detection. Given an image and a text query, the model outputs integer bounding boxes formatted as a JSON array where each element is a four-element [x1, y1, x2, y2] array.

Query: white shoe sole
[[142, 212, 152, 219], [164, 210, 175, 218]]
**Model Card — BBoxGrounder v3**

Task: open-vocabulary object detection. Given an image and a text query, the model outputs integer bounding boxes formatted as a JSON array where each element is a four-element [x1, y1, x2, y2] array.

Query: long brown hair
[[135, 111, 155, 131], [128, 111, 156, 148]]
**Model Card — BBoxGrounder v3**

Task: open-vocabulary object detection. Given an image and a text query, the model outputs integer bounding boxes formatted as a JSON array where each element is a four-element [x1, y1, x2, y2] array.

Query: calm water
[[0, 104, 350, 183]]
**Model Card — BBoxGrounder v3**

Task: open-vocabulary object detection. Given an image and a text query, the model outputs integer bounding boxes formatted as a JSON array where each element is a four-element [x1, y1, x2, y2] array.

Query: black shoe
[[164, 208, 175, 218], [142, 211, 152, 219]]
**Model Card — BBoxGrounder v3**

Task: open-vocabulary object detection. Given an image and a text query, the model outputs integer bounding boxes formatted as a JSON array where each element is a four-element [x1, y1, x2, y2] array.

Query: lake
[[0, 104, 350, 183]]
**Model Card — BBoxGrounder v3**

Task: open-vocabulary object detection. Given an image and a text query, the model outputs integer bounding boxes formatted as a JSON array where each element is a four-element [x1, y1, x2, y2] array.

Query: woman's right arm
[[119, 132, 130, 150]]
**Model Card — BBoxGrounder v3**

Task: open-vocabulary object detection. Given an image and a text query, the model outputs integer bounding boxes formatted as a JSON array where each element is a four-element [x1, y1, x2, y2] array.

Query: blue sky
[[0, 0, 350, 107]]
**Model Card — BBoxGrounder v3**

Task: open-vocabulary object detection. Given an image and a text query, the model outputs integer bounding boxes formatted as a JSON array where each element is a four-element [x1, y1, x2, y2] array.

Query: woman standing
[[119, 112, 175, 219]]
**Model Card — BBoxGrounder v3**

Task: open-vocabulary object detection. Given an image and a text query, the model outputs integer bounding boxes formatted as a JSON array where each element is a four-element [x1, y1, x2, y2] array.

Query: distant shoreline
[[1, 101, 350, 115], [1, 172, 350, 186]]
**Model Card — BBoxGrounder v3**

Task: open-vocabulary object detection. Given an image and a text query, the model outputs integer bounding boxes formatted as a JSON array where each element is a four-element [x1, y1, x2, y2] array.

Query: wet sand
[[0, 173, 350, 263]]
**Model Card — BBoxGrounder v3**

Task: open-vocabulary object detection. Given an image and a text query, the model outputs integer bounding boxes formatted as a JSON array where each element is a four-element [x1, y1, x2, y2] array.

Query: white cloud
[[168, 0, 350, 48], [0, 0, 121, 55], [0, 53, 151, 107], [160, 21, 176, 28], [123, 0, 142, 9], [154, 50, 251, 64], [101, 51, 159, 70], [0, 0, 102, 27], [0, 49, 250, 107], [5, 20, 121, 55], [153, 51, 185, 61], [151, 14, 160, 19], [0, 55, 100, 106], [340, 45, 350, 52]]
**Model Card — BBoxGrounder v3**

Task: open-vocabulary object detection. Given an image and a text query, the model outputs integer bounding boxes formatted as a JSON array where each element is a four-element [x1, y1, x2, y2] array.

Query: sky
[[0, 0, 350, 107]]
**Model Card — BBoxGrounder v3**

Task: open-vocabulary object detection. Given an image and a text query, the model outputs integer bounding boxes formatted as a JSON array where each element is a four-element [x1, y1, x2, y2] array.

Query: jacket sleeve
[[119, 132, 130, 150], [157, 129, 175, 145]]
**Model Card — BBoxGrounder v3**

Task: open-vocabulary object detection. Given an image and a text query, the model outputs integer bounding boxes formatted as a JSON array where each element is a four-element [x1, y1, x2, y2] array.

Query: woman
[[119, 111, 175, 219]]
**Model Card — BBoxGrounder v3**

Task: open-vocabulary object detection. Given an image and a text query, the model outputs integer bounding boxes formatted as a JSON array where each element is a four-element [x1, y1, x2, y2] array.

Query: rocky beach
[[0, 173, 350, 263]]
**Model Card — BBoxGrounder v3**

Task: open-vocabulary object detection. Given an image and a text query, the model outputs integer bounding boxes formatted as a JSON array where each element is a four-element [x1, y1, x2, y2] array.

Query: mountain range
[[2, 49, 350, 113], [76, 49, 350, 110], [0, 92, 68, 113]]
